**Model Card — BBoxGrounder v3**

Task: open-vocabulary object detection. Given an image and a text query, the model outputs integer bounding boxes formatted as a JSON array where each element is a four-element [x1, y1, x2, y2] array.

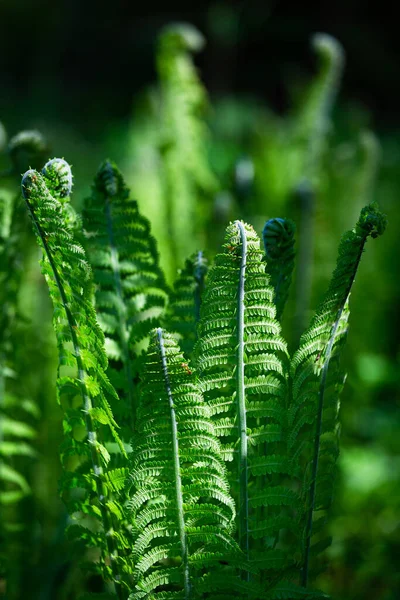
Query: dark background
[[1, 0, 400, 134]]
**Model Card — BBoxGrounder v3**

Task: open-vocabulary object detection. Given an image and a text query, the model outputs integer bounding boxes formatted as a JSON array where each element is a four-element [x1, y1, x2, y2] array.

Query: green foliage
[[195, 222, 296, 580], [129, 328, 246, 598], [289, 203, 386, 585], [157, 23, 218, 273], [21, 164, 129, 596], [262, 218, 296, 320], [0, 23, 392, 600], [0, 161, 39, 586], [82, 161, 168, 437], [165, 250, 208, 359]]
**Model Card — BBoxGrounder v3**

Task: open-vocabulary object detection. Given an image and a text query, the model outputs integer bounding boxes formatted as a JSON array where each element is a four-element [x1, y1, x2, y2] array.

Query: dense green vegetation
[[0, 22, 398, 600]]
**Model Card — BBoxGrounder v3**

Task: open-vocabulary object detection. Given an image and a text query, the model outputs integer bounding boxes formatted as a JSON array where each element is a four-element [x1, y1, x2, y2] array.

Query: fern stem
[[24, 196, 125, 600], [301, 240, 365, 587], [104, 194, 135, 427], [235, 220, 249, 560], [157, 327, 191, 598]]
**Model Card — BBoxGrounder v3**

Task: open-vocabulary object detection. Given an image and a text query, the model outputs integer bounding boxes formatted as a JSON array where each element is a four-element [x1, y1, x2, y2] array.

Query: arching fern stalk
[[128, 329, 259, 599], [165, 250, 208, 359], [83, 161, 168, 437], [289, 203, 386, 586], [195, 222, 299, 584], [21, 162, 130, 598]]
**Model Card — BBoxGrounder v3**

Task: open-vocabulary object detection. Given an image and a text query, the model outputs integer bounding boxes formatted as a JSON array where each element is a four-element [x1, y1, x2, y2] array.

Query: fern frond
[[263, 218, 296, 320], [129, 328, 254, 598], [165, 250, 208, 358], [21, 164, 129, 597], [290, 202, 386, 586], [157, 23, 218, 272], [295, 33, 344, 180], [195, 221, 298, 581], [83, 160, 168, 434]]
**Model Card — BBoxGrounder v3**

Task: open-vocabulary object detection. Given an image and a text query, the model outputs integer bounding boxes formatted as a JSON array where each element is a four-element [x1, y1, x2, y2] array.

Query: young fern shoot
[[289, 203, 386, 585], [21, 163, 129, 597]]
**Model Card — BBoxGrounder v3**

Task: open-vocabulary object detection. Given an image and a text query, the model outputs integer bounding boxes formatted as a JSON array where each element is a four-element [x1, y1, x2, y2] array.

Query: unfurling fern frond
[[293, 35, 344, 339], [21, 164, 129, 597], [157, 23, 218, 272], [262, 218, 296, 320], [129, 328, 261, 599], [289, 203, 386, 586], [295, 33, 344, 178], [83, 161, 168, 434], [165, 250, 208, 359], [195, 221, 299, 581], [41, 157, 73, 200]]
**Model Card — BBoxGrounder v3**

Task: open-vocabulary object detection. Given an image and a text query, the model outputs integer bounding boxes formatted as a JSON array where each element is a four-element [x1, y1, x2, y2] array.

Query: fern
[[157, 23, 218, 273], [83, 161, 168, 434], [295, 33, 344, 181], [21, 163, 129, 597], [289, 203, 387, 585], [293, 34, 344, 338], [165, 251, 208, 359], [128, 328, 259, 598], [194, 222, 297, 578], [262, 218, 296, 321]]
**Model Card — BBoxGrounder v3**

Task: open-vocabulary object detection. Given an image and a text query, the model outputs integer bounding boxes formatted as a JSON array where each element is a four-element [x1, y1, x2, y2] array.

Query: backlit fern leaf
[[289, 203, 386, 585], [128, 328, 260, 599], [194, 221, 298, 582], [165, 250, 207, 359], [83, 161, 168, 434], [21, 165, 129, 597]]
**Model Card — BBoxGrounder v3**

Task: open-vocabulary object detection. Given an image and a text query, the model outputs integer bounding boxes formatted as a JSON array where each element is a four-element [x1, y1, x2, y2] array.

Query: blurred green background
[[1, 2, 399, 599]]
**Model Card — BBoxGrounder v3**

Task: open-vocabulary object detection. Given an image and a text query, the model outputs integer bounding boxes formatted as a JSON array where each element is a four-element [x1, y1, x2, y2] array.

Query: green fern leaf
[[157, 23, 218, 273], [165, 250, 208, 358], [195, 221, 299, 582], [83, 160, 168, 435], [290, 202, 386, 586], [21, 164, 129, 596], [129, 328, 250, 599]]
